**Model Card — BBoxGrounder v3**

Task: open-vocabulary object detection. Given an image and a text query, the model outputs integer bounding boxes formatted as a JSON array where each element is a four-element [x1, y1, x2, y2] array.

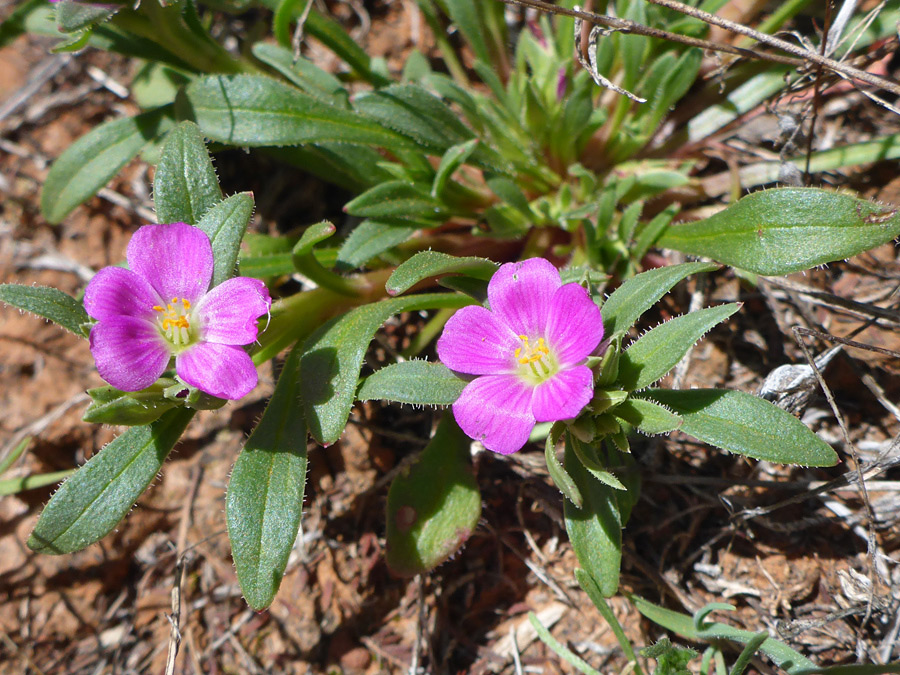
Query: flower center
[[153, 297, 195, 349], [514, 334, 555, 381]]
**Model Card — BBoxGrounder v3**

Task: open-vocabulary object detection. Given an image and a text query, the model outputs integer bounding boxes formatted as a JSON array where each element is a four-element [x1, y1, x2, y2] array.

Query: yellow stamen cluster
[[514, 335, 549, 364], [153, 297, 193, 346]]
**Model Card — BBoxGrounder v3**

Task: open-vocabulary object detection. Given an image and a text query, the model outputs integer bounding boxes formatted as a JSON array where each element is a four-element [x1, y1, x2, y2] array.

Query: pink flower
[[83, 223, 271, 400], [437, 258, 604, 454]]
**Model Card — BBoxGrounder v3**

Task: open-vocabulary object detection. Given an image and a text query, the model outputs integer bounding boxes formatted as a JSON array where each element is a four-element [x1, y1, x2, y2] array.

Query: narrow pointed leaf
[[28, 408, 194, 554], [336, 219, 419, 268], [197, 192, 255, 287], [180, 75, 407, 148], [564, 433, 622, 597], [601, 261, 719, 337], [617, 303, 739, 391], [344, 181, 447, 221], [0, 284, 90, 337], [42, 107, 169, 223], [154, 120, 223, 226], [227, 346, 308, 610], [300, 293, 473, 445], [659, 188, 900, 275], [386, 414, 481, 576], [641, 389, 838, 466], [386, 251, 497, 296], [83, 385, 178, 426], [357, 360, 466, 406]]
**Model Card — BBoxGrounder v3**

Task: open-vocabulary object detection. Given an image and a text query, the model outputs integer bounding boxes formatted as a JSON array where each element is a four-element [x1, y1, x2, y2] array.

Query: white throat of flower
[[514, 334, 558, 383], [153, 297, 196, 351]]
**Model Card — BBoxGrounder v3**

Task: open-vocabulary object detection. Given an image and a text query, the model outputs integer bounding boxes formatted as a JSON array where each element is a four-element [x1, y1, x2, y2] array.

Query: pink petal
[[89, 316, 170, 391], [437, 305, 519, 376], [545, 283, 604, 366], [176, 342, 258, 400], [194, 277, 271, 346], [84, 266, 163, 321], [487, 258, 561, 336], [127, 223, 213, 304], [452, 374, 535, 454], [531, 366, 593, 422]]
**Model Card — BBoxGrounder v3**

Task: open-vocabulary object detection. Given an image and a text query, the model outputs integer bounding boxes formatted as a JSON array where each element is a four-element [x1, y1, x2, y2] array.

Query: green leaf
[[357, 360, 466, 406], [180, 75, 407, 148], [432, 139, 479, 198], [251, 43, 348, 105], [629, 596, 817, 674], [0, 284, 90, 337], [303, 8, 390, 86], [528, 612, 602, 675], [545, 424, 583, 508], [28, 408, 194, 554], [441, 0, 491, 63], [336, 219, 419, 268], [617, 303, 739, 391], [227, 345, 308, 610], [353, 84, 474, 154], [42, 107, 169, 224], [658, 188, 900, 275], [386, 251, 497, 296], [197, 192, 255, 287], [300, 293, 472, 445], [154, 121, 223, 226], [601, 261, 719, 337], [563, 432, 622, 597], [569, 437, 627, 491], [385, 414, 481, 576], [55, 0, 117, 32], [82, 385, 178, 426], [642, 389, 838, 466], [344, 181, 446, 221], [0, 469, 76, 497], [614, 397, 682, 435]]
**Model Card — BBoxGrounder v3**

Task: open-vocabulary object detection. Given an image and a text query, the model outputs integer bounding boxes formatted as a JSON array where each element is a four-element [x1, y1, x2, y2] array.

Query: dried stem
[[497, 0, 900, 97]]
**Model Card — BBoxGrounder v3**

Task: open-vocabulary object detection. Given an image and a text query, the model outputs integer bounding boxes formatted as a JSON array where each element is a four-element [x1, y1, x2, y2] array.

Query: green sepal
[[83, 384, 179, 426], [385, 414, 481, 576], [614, 397, 683, 436], [545, 422, 583, 508]]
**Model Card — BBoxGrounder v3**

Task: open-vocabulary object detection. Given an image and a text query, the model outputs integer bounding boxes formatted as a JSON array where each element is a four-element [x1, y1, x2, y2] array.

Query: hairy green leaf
[[154, 120, 223, 226], [300, 293, 472, 445], [42, 107, 169, 224], [336, 219, 419, 268], [386, 414, 481, 576], [386, 251, 497, 296], [180, 75, 407, 148], [642, 389, 838, 466], [617, 303, 739, 391], [0, 284, 90, 337], [357, 361, 466, 405], [227, 346, 307, 610], [28, 408, 194, 554], [659, 188, 900, 275], [614, 397, 682, 435], [601, 261, 719, 337], [197, 192, 255, 287]]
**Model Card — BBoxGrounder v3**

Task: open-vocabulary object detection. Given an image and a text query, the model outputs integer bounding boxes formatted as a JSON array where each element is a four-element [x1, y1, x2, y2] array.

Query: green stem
[[113, 3, 249, 74]]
